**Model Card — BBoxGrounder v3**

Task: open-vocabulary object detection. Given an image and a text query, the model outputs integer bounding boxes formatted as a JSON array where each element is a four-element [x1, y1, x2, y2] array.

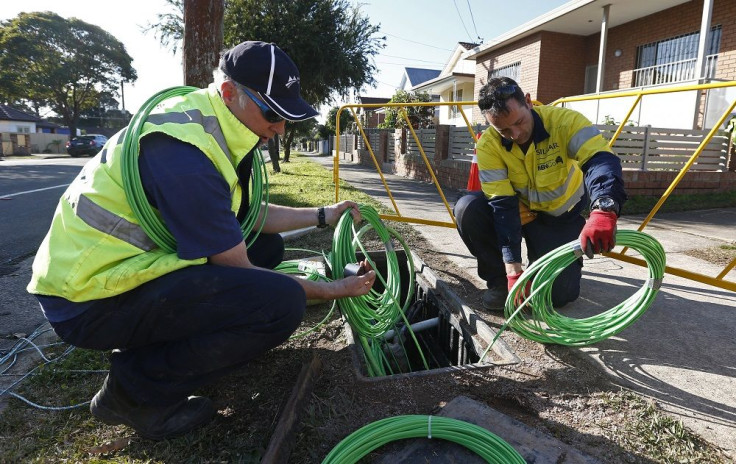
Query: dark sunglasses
[[238, 85, 285, 123], [493, 84, 519, 100]]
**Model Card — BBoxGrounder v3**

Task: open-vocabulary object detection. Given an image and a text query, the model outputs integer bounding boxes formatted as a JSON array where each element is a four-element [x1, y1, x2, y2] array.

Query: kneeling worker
[[27, 41, 375, 439], [454, 77, 627, 310]]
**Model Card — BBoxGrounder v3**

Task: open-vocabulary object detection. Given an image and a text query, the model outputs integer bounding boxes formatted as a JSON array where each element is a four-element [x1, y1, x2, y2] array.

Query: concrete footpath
[[308, 151, 736, 458]]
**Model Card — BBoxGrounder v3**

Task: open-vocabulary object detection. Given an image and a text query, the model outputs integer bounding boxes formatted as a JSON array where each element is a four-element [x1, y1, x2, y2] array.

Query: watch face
[[597, 197, 616, 210]]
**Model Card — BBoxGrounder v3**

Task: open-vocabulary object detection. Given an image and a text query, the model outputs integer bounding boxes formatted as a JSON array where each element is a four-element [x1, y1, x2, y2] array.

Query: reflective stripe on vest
[[76, 195, 156, 251], [147, 111, 232, 161]]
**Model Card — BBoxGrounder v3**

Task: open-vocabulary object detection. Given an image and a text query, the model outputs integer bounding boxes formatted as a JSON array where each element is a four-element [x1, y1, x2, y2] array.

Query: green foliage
[[379, 90, 435, 129], [144, 0, 384, 161], [141, 0, 183, 55], [325, 106, 354, 136], [315, 124, 331, 140], [625, 191, 736, 215], [602, 114, 635, 126], [222, 0, 384, 107], [0, 11, 137, 138]]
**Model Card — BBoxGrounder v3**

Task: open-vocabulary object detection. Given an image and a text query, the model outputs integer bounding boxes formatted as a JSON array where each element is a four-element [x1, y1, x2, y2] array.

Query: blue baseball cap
[[220, 41, 318, 122]]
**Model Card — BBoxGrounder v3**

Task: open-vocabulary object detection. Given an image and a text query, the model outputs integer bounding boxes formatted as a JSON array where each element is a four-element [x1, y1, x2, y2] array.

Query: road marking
[[0, 184, 69, 199]]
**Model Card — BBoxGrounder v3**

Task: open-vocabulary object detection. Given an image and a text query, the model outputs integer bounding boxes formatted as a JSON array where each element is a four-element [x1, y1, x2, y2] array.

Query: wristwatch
[[592, 196, 619, 216], [317, 207, 328, 228]]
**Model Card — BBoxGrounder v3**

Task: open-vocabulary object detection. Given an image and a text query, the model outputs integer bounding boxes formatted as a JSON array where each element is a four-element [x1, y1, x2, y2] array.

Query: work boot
[[90, 374, 215, 440], [482, 286, 508, 311]]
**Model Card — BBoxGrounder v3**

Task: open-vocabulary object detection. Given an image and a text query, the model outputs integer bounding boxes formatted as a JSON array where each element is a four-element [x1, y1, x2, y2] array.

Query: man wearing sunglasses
[[454, 77, 627, 311], [28, 41, 376, 440]]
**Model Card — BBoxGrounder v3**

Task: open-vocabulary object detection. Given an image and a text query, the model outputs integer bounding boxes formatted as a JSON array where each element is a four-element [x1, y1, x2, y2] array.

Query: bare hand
[[325, 201, 361, 226], [334, 260, 375, 297]]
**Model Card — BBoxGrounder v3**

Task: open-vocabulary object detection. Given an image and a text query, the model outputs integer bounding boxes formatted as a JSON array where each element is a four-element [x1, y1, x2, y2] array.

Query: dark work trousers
[[454, 192, 585, 307], [50, 233, 305, 406]]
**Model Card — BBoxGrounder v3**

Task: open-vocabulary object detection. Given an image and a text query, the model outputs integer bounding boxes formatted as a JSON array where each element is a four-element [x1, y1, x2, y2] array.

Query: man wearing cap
[[27, 41, 376, 440], [454, 77, 627, 311]]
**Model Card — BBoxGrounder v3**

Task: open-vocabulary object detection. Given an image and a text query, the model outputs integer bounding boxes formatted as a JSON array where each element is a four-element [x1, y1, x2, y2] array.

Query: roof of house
[[36, 119, 63, 129], [404, 68, 442, 88], [465, 0, 689, 59], [0, 104, 42, 123], [357, 96, 391, 105], [458, 42, 479, 50]]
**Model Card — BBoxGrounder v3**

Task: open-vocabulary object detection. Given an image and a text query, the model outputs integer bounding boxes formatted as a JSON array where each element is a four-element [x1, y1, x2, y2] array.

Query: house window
[[448, 88, 463, 118], [489, 62, 521, 82], [634, 26, 721, 86], [17, 126, 30, 134]]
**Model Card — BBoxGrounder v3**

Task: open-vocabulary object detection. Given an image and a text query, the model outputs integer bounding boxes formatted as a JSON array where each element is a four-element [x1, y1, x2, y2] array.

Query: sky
[[2, 0, 570, 123]]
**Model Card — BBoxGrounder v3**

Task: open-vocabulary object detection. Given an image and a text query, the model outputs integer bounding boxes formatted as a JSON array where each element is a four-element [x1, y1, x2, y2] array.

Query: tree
[[325, 106, 354, 137], [223, 0, 383, 171], [142, 0, 184, 55], [379, 90, 435, 129], [284, 118, 317, 162], [147, 0, 384, 172], [0, 12, 137, 140], [183, 0, 223, 87]]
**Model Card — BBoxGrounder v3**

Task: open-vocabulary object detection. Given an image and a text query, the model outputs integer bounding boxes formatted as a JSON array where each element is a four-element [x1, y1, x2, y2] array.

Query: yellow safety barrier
[[551, 80, 736, 292], [332, 81, 736, 293]]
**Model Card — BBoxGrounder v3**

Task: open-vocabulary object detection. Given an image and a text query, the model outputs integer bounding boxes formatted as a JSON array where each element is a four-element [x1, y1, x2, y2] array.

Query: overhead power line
[[384, 32, 453, 52], [381, 54, 446, 65], [466, 0, 483, 43], [453, 0, 473, 43]]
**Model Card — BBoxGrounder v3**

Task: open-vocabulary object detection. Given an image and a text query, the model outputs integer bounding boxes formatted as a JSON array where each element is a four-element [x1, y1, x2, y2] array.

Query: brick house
[[465, 0, 736, 130], [340, 0, 736, 196], [411, 42, 479, 127]]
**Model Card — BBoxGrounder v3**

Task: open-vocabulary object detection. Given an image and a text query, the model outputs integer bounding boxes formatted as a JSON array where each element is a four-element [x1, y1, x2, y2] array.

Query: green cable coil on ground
[[330, 204, 427, 377], [120, 86, 268, 253], [322, 415, 526, 464], [504, 229, 666, 347]]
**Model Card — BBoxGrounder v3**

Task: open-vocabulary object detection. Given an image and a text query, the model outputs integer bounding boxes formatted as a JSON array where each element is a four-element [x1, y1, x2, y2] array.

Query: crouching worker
[[454, 77, 627, 311], [27, 41, 375, 440]]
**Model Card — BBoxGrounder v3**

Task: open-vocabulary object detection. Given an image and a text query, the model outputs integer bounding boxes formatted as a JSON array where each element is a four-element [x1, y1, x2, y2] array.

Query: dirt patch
[[1, 225, 728, 463], [210, 225, 727, 463], [683, 244, 736, 267]]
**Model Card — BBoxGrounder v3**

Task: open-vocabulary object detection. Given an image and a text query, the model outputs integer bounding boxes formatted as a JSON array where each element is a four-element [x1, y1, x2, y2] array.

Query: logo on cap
[[285, 76, 300, 89]]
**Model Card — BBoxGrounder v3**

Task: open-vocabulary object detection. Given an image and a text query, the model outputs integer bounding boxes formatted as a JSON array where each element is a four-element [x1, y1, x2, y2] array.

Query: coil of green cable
[[330, 204, 429, 376], [504, 229, 666, 346], [120, 86, 268, 253], [322, 415, 525, 464]]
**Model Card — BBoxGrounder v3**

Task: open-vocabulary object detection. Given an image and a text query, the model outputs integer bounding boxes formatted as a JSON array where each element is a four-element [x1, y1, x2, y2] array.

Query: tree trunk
[[283, 126, 295, 162], [183, 0, 224, 88], [269, 135, 281, 173]]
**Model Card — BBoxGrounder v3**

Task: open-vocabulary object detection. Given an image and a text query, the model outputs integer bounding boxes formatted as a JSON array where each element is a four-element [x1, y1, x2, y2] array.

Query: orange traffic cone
[[466, 132, 482, 191]]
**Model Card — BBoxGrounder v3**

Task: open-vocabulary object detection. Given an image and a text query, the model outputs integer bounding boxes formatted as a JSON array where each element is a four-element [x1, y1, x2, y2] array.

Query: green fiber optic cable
[[322, 415, 525, 464], [275, 254, 339, 340], [481, 229, 665, 360], [330, 205, 428, 377], [120, 86, 268, 253]]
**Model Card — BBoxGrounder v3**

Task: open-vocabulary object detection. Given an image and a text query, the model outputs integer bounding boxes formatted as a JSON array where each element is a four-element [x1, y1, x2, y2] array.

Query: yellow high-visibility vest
[[477, 104, 613, 216], [28, 85, 260, 301]]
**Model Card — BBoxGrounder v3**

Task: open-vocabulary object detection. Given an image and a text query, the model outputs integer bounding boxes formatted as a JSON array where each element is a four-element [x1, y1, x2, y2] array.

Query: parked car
[[66, 134, 108, 157]]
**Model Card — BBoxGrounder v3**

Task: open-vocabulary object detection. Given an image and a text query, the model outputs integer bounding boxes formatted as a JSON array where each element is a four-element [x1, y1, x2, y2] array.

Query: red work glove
[[507, 272, 532, 307], [579, 210, 618, 258]]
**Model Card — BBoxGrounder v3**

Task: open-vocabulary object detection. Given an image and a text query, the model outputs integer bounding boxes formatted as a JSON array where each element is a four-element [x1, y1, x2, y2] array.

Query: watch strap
[[317, 207, 328, 228]]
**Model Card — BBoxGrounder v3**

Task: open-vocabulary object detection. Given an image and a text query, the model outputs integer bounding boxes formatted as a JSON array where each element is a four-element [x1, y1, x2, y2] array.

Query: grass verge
[[0, 152, 730, 463]]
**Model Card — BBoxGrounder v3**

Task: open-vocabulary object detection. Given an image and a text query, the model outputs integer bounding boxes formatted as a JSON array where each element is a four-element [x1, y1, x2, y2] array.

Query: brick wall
[[536, 32, 588, 103], [587, 0, 736, 91], [472, 0, 736, 105], [623, 170, 736, 196], [473, 34, 542, 123]]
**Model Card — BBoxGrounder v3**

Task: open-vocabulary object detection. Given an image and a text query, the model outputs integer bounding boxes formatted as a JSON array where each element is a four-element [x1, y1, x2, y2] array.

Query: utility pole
[[183, 0, 224, 88]]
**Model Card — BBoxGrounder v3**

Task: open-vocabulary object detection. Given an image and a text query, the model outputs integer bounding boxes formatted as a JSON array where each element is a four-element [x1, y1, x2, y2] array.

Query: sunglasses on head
[[238, 85, 285, 123], [492, 84, 519, 100]]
